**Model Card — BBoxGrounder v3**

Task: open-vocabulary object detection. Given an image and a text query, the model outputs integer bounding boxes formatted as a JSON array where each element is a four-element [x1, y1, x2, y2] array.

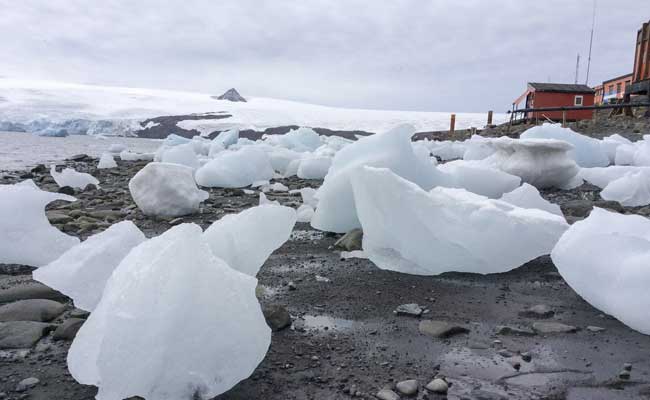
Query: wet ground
[[1, 157, 650, 400]]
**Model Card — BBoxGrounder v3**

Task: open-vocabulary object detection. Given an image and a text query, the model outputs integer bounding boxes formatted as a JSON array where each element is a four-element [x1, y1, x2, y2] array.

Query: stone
[[216, 88, 247, 102], [46, 211, 73, 224], [561, 200, 593, 218], [418, 320, 468, 338], [0, 299, 65, 322], [69, 153, 91, 161], [31, 164, 47, 173], [376, 389, 400, 400], [0, 321, 51, 349], [619, 370, 631, 380], [394, 304, 423, 317], [53, 318, 85, 340], [495, 325, 536, 336], [57, 186, 76, 195], [15, 377, 39, 392], [520, 304, 555, 318], [521, 352, 532, 362], [623, 363, 632, 372], [532, 322, 578, 334], [262, 304, 291, 331], [396, 379, 418, 396], [586, 325, 605, 332], [334, 228, 363, 251], [425, 378, 448, 394], [0, 283, 68, 304]]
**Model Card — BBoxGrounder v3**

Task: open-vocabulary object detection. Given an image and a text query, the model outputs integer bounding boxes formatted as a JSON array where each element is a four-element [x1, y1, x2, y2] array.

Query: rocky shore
[[1, 157, 650, 400]]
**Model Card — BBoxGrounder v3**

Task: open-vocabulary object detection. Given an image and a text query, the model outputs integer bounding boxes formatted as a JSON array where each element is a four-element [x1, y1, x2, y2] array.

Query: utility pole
[[575, 53, 580, 84], [585, 0, 596, 85]]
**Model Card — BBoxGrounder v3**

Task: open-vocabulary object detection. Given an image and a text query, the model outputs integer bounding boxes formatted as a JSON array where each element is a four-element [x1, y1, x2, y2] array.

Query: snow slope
[[0, 78, 505, 134]]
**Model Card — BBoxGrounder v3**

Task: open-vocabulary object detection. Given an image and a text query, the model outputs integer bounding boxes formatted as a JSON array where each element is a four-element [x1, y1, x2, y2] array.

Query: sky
[[0, 0, 647, 113]]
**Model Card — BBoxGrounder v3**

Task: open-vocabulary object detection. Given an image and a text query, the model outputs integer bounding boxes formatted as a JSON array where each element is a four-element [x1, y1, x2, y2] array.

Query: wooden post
[[562, 110, 567, 127], [487, 110, 493, 126], [450, 114, 456, 134]]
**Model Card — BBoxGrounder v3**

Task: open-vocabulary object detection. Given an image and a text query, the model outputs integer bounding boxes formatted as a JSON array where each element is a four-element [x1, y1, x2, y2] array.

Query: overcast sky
[[0, 0, 647, 112]]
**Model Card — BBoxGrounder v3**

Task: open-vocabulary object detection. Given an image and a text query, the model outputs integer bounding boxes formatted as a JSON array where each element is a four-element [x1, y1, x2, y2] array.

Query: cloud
[[0, 0, 646, 112]]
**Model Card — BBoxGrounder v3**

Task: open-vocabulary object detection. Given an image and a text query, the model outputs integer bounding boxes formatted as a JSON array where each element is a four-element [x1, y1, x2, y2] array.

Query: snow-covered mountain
[[0, 78, 505, 136]]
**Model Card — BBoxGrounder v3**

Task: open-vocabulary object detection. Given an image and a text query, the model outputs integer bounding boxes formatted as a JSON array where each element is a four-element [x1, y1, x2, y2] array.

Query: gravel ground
[[1, 157, 650, 400]]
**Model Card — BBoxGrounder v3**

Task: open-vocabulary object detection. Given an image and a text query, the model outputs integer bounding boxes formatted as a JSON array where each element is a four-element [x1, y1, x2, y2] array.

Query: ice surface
[[259, 192, 280, 206], [579, 166, 649, 189], [463, 135, 497, 161], [351, 167, 568, 275], [520, 124, 609, 167], [482, 137, 581, 189], [212, 128, 240, 148], [551, 208, 650, 335], [297, 156, 332, 179], [159, 142, 200, 169], [601, 134, 632, 164], [265, 127, 322, 152], [0, 181, 79, 266], [97, 153, 117, 169], [500, 183, 563, 216], [203, 205, 296, 276], [425, 140, 466, 161], [129, 162, 208, 217], [311, 124, 441, 233], [632, 136, 650, 167], [195, 146, 275, 188], [290, 187, 318, 208], [119, 150, 154, 161], [266, 147, 302, 175], [615, 144, 636, 165], [600, 169, 650, 206], [50, 165, 99, 189], [437, 160, 521, 198], [67, 223, 271, 399], [296, 204, 315, 223], [33, 221, 146, 311]]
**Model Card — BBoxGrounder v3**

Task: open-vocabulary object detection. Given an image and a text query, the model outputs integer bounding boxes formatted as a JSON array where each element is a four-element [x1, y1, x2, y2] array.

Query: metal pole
[[585, 0, 597, 85], [487, 110, 493, 126], [450, 114, 456, 134]]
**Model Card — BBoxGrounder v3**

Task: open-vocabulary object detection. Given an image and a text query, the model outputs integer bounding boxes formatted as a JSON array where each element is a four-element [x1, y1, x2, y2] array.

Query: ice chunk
[[50, 165, 99, 190], [500, 183, 563, 216], [437, 160, 521, 198], [296, 204, 315, 223], [267, 127, 321, 152], [632, 136, 650, 166], [311, 124, 442, 233], [258, 192, 280, 206], [600, 169, 650, 206], [351, 167, 568, 275], [129, 162, 208, 217], [260, 182, 289, 193], [297, 156, 332, 180], [425, 140, 467, 161], [162, 133, 191, 147], [119, 150, 154, 161], [601, 134, 632, 164], [97, 152, 117, 169], [0, 181, 79, 266], [213, 128, 240, 148], [67, 223, 271, 399], [108, 144, 126, 154], [482, 137, 581, 189], [463, 135, 497, 161], [203, 205, 296, 276], [160, 142, 200, 169], [195, 146, 275, 188], [520, 123, 609, 167], [579, 166, 649, 189], [551, 208, 650, 334], [33, 221, 146, 311], [615, 144, 636, 166], [290, 187, 318, 208], [266, 147, 302, 175]]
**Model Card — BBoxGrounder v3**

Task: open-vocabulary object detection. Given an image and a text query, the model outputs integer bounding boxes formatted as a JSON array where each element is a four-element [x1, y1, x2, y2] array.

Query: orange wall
[[602, 74, 633, 102], [528, 92, 594, 121]]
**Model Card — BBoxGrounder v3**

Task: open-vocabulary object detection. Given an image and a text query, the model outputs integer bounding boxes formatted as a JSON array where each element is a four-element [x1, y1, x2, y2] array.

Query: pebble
[[394, 304, 423, 317], [395, 379, 418, 396], [425, 378, 448, 394], [619, 370, 631, 380], [495, 325, 536, 336], [623, 363, 632, 371], [586, 325, 605, 332], [520, 304, 555, 318], [418, 320, 468, 338], [376, 388, 400, 400], [521, 352, 532, 362], [262, 304, 291, 331], [532, 322, 578, 334], [15, 377, 39, 392]]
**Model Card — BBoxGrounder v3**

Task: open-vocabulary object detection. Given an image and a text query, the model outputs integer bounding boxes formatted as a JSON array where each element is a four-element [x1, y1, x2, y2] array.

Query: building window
[[616, 83, 622, 94], [574, 95, 583, 106], [609, 85, 614, 95]]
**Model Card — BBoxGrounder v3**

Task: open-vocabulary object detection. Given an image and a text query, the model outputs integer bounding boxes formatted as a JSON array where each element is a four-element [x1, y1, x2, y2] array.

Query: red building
[[513, 82, 595, 122]]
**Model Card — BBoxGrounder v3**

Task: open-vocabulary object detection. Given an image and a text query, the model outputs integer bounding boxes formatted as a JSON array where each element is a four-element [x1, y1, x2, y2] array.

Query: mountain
[[215, 88, 246, 102]]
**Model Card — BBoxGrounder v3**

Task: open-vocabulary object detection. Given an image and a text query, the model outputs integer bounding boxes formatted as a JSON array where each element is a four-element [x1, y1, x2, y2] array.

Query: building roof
[[602, 73, 633, 85], [528, 82, 595, 94]]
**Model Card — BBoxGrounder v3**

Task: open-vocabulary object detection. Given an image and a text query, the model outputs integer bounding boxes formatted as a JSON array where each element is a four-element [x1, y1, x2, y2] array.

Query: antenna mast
[[585, 0, 596, 85], [575, 54, 580, 84]]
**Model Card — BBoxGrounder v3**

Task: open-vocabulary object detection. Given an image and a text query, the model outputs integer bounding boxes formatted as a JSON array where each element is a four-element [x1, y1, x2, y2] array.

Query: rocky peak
[[215, 88, 246, 102]]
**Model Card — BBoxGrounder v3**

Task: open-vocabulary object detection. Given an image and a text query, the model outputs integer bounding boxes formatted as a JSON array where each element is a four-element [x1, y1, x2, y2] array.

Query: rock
[[396, 379, 418, 396], [288, 281, 297, 291], [586, 325, 605, 332], [495, 325, 536, 336], [376, 388, 400, 400], [15, 377, 39, 392], [53, 318, 85, 340], [0, 299, 65, 322], [561, 200, 593, 218], [46, 211, 73, 224], [31, 164, 47, 173], [69, 309, 90, 319], [216, 88, 247, 102], [394, 303, 423, 317], [520, 304, 555, 318], [593, 200, 625, 214], [57, 186, 76, 195], [0, 321, 51, 349], [0, 283, 68, 304], [623, 363, 632, 371], [262, 304, 291, 331], [334, 229, 363, 251], [69, 153, 91, 161], [425, 378, 448, 394], [521, 352, 532, 362], [619, 370, 631, 380], [418, 320, 468, 338], [532, 322, 578, 334], [498, 349, 514, 358]]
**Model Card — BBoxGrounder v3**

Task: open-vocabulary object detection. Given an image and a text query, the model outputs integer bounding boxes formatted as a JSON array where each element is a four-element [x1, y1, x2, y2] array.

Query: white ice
[[159, 142, 200, 169], [195, 146, 275, 188], [67, 223, 271, 400], [33, 221, 146, 311], [551, 208, 650, 335], [0, 180, 79, 266], [97, 153, 117, 169], [297, 156, 332, 180], [296, 204, 315, 223], [520, 123, 609, 167], [499, 183, 563, 216], [600, 169, 650, 206], [437, 160, 521, 198], [203, 205, 297, 276], [212, 128, 240, 148], [579, 166, 650, 189], [50, 165, 99, 189], [351, 167, 568, 275], [601, 134, 632, 164], [129, 162, 208, 217], [119, 150, 154, 161]]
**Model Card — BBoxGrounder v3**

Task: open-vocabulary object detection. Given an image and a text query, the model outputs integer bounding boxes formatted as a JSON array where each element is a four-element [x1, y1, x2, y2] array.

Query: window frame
[[574, 95, 584, 106]]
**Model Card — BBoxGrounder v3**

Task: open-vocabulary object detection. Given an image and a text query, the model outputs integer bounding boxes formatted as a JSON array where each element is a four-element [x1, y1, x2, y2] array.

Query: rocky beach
[[1, 155, 650, 400]]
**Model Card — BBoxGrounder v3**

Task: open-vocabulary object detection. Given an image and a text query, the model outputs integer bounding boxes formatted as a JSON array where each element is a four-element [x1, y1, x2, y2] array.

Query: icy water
[[0, 131, 161, 170]]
